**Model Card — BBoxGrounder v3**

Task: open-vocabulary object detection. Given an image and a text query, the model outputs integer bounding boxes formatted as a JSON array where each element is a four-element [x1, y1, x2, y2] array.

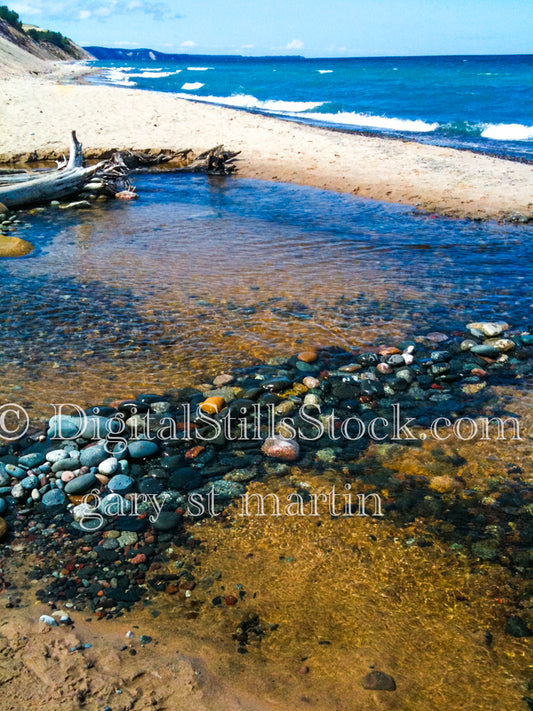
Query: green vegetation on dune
[[0, 3, 83, 58], [0, 5, 22, 30]]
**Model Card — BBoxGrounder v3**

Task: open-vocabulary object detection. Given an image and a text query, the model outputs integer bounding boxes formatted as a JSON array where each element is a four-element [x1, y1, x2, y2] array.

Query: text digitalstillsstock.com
[[0, 402, 522, 446]]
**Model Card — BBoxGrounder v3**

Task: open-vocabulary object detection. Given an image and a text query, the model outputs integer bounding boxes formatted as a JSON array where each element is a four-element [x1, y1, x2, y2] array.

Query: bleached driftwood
[[0, 132, 99, 209]]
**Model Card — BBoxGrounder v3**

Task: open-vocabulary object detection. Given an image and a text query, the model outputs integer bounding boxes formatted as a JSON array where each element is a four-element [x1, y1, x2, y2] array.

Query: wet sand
[[0, 65, 532, 221]]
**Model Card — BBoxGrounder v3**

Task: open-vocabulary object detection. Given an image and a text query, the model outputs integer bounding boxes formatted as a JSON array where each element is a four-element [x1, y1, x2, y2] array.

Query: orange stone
[[199, 396, 226, 414], [185, 445, 205, 459], [297, 350, 317, 363], [378, 346, 402, 356]]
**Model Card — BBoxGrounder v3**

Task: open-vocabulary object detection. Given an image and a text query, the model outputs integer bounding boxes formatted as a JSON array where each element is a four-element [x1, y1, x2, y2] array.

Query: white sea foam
[[174, 92, 325, 113], [181, 82, 205, 90], [187, 66, 211, 71], [289, 111, 439, 132], [317, 69, 333, 74], [104, 69, 136, 86], [481, 123, 533, 141], [128, 70, 181, 78]]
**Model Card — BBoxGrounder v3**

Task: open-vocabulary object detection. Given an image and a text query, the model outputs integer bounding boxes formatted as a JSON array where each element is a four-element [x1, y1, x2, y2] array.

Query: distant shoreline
[[0, 62, 532, 222]]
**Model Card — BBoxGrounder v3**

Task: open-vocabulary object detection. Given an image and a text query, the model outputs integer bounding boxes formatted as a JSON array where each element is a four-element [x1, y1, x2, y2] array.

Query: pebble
[[303, 376, 320, 388], [64, 473, 98, 495], [41, 489, 67, 510], [213, 373, 234, 387], [39, 615, 59, 626], [99, 457, 119, 476], [362, 671, 396, 691], [0, 517, 7, 539], [127, 440, 159, 459], [261, 437, 300, 461], [467, 321, 509, 338], [471, 344, 500, 359], [199, 396, 226, 414]]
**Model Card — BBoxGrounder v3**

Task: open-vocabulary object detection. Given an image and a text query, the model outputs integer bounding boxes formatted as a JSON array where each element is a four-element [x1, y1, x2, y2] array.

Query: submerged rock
[[362, 671, 397, 691]]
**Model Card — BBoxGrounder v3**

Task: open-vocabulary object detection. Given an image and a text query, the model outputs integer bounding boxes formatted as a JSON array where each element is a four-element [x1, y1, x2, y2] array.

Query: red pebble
[[129, 553, 147, 565], [185, 445, 205, 459], [224, 595, 238, 606]]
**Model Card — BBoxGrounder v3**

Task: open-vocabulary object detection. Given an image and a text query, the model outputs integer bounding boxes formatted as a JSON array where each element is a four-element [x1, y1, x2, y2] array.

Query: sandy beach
[[0, 65, 532, 221]]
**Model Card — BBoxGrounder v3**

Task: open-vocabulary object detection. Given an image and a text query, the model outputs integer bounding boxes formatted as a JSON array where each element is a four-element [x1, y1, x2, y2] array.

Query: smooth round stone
[[98, 493, 131, 516], [261, 437, 300, 461], [0, 498, 6, 515], [61, 471, 75, 483], [198, 396, 226, 414], [357, 353, 379, 366], [99, 457, 119, 476], [431, 350, 451, 362], [20, 474, 38, 490], [118, 459, 130, 475], [107, 474, 134, 494], [0, 471, 9, 487], [18, 452, 45, 469], [362, 671, 396, 691], [303, 393, 321, 407], [52, 458, 79, 473], [425, 332, 448, 343], [5, 464, 25, 479], [387, 354, 405, 367], [11, 483, 24, 498], [213, 373, 234, 387], [42, 489, 67, 510], [78, 415, 122, 440], [460, 339, 477, 351], [485, 338, 515, 353], [46, 449, 69, 464], [127, 440, 159, 459], [80, 443, 109, 468], [64, 473, 98, 495], [467, 321, 509, 338], [153, 511, 180, 531], [303, 376, 320, 389], [295, 361, 319, 373], [95, 474, 109, 486], [297, 351, 317, 363], [72, 502, 97, 522], [471, 344, 501, 358], [31, 489, 40, 501], [377, 363, 393, 375]]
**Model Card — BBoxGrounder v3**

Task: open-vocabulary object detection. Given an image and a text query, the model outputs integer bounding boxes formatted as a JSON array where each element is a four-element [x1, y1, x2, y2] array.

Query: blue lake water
[[88, 54, 533, 159], [1, 175, 532, 411]]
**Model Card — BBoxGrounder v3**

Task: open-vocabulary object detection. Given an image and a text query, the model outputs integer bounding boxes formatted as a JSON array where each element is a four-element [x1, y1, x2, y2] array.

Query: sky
[[9, 0, 533, 56]]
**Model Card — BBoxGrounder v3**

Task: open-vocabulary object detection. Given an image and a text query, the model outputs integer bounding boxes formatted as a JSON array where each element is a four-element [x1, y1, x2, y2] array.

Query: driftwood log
[[0, 133, 240, 210]]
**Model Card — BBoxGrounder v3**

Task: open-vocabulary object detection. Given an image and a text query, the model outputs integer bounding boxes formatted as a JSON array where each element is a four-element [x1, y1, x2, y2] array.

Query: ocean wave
[[187, 67, 211, 71], [175, 92, 325, 113], [291, 111, 439, 132], [128, 70, 181, 78], [481, 123, 533, 141], [181, 82, 205, 90], [103, 69, 136, 86], [317, 69, 333, 74]]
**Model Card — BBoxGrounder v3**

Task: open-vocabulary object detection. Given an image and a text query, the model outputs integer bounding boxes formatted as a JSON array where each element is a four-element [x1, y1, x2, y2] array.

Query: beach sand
[[0, 66, 532, 221]]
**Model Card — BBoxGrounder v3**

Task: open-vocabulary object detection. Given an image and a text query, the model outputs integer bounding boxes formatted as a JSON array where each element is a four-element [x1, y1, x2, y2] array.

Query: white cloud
[[9, 0, 180, 22], [241, 43, 254, 49], [9, 3, 42, 14], [286, 39, 304, 50], [181, 40, 196, 47]]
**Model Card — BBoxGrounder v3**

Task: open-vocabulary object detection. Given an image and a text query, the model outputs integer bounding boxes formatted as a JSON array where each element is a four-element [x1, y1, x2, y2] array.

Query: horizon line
[[83, 46, 533, 60]]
